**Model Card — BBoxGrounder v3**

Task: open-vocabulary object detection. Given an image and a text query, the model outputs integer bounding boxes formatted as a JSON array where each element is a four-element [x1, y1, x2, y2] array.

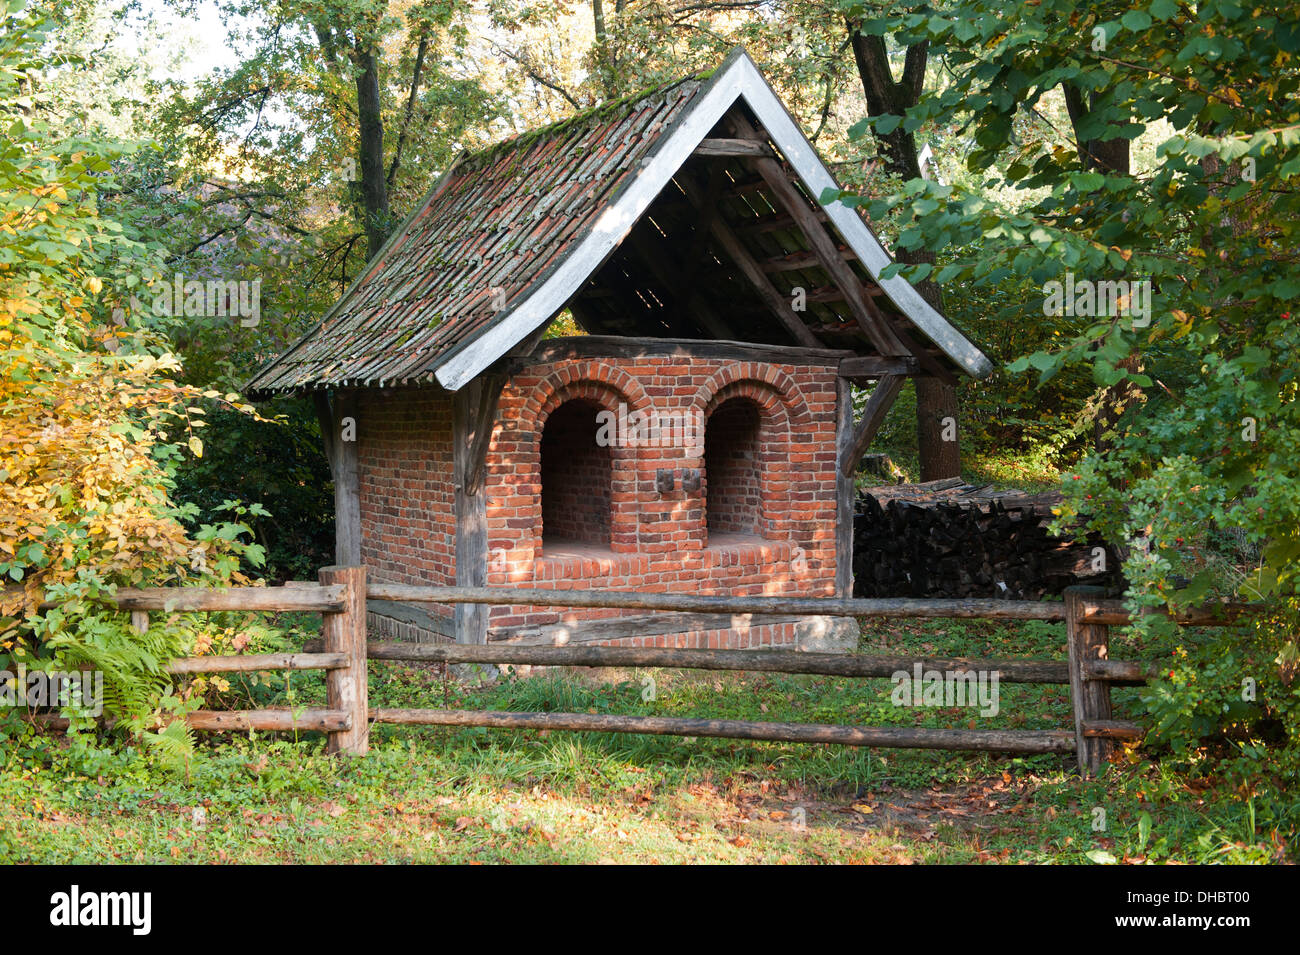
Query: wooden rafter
[[694, 138, 773, 157], [674, 172, 825, 349], [313, 390, 361, 566], [762, 249, 858, 273], [625, 226, 735, 339], [737, 209, 830, 235], [727, 113, 911, 358]]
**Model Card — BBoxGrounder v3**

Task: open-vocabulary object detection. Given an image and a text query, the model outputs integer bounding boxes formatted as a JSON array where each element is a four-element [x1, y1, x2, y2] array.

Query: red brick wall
[[356, 388, 456, 635], [354, 355, 843, 648], [485, 356, 842, 643]]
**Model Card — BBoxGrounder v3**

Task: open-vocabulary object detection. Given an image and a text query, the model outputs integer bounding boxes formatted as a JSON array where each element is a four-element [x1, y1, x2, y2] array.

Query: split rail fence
[[20, 566, 1249, 773]]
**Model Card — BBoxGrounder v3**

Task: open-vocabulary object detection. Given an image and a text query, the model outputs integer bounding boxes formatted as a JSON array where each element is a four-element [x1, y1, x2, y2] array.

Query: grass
[[0, 618, 1292, 864]]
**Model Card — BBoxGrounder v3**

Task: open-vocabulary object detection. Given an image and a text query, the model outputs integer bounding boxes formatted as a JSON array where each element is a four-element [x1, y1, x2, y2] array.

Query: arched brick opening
[[694, 364, 812, 544], [540, 397, 612, 550], [704, 396, 763, 539], [506, 363, 649, 560]]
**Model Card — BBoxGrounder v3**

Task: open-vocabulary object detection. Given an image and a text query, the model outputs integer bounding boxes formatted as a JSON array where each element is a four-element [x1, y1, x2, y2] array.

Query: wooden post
[[130, 611, 149, 634], [451, 374, 503, 646], [1066, 585, 1113, 775], [314, 391, 361, 566], [834, 377, 856, 598], [320, 565, 368, 755]]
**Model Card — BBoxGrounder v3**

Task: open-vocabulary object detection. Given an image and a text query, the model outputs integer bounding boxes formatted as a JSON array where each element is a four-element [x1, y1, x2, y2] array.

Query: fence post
[[319, 565, 368, 756], [1065, 585, 1112, 775]]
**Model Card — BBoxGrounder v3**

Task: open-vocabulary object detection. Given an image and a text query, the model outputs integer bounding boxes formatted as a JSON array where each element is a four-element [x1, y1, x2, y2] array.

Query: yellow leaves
[[2, 296, 40, 316], [85, 276, 102, 295]]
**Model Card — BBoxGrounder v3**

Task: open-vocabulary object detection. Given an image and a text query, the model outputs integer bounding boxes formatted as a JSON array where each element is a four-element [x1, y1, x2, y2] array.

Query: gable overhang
[[431, 48, 992, 392]]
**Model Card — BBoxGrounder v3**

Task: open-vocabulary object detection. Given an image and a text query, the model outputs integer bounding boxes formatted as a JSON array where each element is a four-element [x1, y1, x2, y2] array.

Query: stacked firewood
[[852, 478, 1114, 599]]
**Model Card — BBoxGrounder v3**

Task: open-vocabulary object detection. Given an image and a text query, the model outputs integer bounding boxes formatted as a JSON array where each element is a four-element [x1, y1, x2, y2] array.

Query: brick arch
[[693, 364, 811, 543], [529, 360, 652, 425], [504, 362, 651, 561], [694, 363, 812, 424]]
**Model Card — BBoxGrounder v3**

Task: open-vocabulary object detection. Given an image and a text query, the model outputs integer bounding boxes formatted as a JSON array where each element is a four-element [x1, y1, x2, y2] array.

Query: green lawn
[[1, 618, 1291, 864]]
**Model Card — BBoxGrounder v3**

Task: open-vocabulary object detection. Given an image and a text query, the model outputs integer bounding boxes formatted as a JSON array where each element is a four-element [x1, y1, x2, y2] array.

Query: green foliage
[[172, 397, 333, 582], [0, 1, 268, 760], [834, 0, 1300, 773]]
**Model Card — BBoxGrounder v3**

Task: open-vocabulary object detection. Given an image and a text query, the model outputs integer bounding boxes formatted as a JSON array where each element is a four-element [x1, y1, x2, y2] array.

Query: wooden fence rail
[[367, 584, 1070, 620], [9, 570, 1252, 774]]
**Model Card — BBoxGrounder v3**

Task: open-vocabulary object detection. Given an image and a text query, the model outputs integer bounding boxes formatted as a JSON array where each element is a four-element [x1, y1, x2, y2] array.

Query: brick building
[[248, 48, 991, 650]]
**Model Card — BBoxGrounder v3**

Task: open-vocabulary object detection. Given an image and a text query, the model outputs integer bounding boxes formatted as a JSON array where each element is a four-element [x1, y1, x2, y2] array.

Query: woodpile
[[852, 478, 1114, 599]]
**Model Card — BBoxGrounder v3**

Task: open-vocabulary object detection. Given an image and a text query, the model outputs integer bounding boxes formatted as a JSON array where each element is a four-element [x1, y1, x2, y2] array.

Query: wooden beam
[[369, 709, 1076, 753], [727, 114, 910, 357], [1066, 586, 1114, 775], [517, 335, 851, 368], [320, 564, 368, 755], [838, 355, 919, 378], [840, 374, 906, 477], [166, 652, 348, 674], [110, 585, 345, 613], [674, 173, 825, 349], [694, 137, 774, 157], [188, 709, 350, 733], [463, 372, 505, 496], [359, 640, 1073, 683], [37, 709, 351, 733], [367, 582, 1070, 621], [737, 210, 830, 236], [313, 391, 360, 565], [452, 375, 502, 646], [489, 611, 806, 646], [762, 249, 857, 273]]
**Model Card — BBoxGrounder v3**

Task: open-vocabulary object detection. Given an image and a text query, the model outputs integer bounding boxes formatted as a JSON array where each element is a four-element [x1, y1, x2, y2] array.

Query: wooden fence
[[14, 567, 1249, 774]]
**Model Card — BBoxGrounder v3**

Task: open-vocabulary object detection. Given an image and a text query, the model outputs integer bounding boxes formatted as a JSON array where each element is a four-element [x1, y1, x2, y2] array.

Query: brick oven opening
[[704, 396, 764, 545], [540, 398, 612, 553]]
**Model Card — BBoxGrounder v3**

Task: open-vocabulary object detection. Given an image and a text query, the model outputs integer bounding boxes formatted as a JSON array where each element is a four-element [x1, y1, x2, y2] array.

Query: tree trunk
[[353, 42, 390, 261], [1062, 84, 1134, 454], [1062, 85, 1131, 175], [848, 23, 961, 480]]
